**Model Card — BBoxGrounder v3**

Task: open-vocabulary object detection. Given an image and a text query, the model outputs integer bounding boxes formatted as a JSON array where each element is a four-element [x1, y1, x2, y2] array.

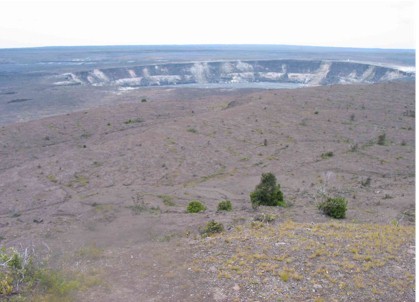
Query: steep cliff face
[[54, 59, 414, 87]]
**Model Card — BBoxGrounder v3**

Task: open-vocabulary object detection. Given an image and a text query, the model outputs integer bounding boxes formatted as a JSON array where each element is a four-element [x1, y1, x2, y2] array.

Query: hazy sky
[[0, 0, 415, 49]]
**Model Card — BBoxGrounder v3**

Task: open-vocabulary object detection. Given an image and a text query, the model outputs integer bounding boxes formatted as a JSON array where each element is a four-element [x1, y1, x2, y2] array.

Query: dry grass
[[192, 220, 415, 301]]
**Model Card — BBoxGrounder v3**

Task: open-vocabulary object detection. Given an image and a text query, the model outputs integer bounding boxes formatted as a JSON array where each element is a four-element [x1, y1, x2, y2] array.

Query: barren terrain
[[0, 82, 415, 301]]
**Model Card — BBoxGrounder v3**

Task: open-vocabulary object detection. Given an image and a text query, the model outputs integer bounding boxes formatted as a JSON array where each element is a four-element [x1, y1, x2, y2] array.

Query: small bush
[[321, 151, 334, 159], [350, 143, 359, 152], [217, 200, 232, 211], [361, 177, 371, 187], [317, 197, 347, 219], [187, 200, 206, 213], [200, 220, 224, 237], [377, 133, 386, 146], [250, 173, 285, 209], [0, 247, 32, 296]]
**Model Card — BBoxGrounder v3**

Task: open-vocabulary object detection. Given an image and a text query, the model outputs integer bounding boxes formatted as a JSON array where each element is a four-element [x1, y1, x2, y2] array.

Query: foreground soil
[[0, 82, 415, 301]]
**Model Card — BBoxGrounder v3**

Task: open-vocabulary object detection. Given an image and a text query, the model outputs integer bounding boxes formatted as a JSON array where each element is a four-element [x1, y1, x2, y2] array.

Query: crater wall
[[54, 59, 415, 87]]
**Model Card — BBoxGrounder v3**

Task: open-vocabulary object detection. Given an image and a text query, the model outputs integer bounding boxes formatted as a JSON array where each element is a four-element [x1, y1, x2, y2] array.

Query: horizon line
[[0, 43, 415, 52]]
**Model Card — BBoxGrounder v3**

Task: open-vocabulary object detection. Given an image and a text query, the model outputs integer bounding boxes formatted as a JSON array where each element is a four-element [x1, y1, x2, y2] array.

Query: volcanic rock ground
[[0, 82, 415, 301]]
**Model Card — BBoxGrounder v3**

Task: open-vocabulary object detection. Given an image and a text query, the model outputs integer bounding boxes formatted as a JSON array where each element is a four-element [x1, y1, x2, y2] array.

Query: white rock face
[[308, 62, 331, 85], [114, 77, 143, 86], [142, 68, 150, 77], [236, 60, 253, 72], [190, 62, 210, 83], [361, 66, 375, 82], [128, 70, 137, 78], [92, 69, 109, 82], [53, 73, 83, 86]]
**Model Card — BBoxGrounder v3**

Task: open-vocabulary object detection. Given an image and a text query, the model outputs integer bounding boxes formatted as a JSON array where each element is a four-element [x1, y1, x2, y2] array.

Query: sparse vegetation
[[377, 133, 386, 145], [321, 151, 334, 159], [47, 174, 58, 183], [124, 117, 144, 124], [250, 173, 285, 209], [187, 200, 206, 213], [0, 246, 90, 301], [68, 174, 89, 187], [129, 193, 161, 215], [350, 143, 359, 152], [200, 220, 224, 237], [361, 177, 372, 187], [74, 245, 103, 261], [193, 220, 414, 301], [187, 127, 197, 133], [217, 200, 232, 211], [299, 118, 308, 126], [0, 246, 31, 296], [403, 109, 415, 117], [254, 213, 277, 223], [159, 194, 176, 206], [317, 196, 347, 219]]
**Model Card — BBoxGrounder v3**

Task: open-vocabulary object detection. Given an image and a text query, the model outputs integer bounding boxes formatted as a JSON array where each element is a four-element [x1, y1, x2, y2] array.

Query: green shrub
[[317, 197, 347, 219], [321, 151, 334, 159], [217, 200, 232, 211], [200, 220, 224, 236], [377, 133, 386, 145], [187, 200, 206, 213], [250, 173, 285, 209]]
